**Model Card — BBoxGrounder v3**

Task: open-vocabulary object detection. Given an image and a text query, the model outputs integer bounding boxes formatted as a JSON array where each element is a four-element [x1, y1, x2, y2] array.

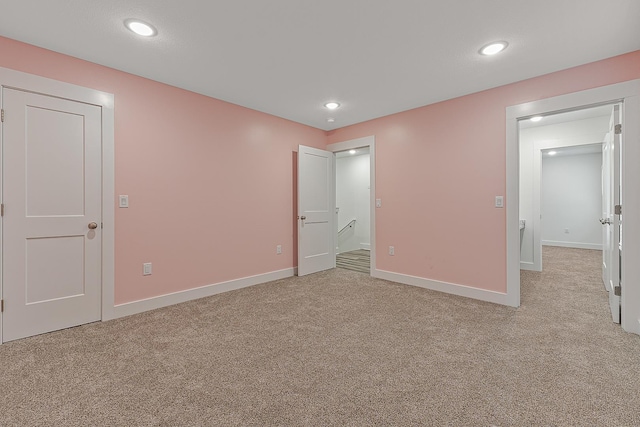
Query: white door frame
[[0, 67, 115, 343], [506, 79, 640, 334], [327, 136, 376, 274]]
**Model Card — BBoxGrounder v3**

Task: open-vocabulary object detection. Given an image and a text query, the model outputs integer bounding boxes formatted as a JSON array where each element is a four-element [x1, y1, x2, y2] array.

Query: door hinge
[[1, 299, 3, 313], [0, 108, 4, 123], [615, 205, 622, 215], [614, 286, 622, 297], [615, 124, 622, 135], [0, 203, 3, 217]]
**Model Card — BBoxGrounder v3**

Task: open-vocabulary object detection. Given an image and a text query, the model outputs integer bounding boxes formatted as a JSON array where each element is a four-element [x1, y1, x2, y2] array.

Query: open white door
[[600, 104, 621, 323], [297, 145, 335, 276]]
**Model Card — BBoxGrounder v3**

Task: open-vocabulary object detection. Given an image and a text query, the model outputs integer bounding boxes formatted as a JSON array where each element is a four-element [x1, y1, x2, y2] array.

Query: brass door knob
[[88, 222, 98, 230]]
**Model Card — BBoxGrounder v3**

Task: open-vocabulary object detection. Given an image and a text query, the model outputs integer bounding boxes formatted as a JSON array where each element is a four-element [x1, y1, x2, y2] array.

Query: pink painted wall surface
[[327, 51, 640, 293], [0, 36, 326, 305]]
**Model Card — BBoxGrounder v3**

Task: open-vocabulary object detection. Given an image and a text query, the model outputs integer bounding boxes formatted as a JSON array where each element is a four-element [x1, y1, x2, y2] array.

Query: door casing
[[0, 67, 115, 344]]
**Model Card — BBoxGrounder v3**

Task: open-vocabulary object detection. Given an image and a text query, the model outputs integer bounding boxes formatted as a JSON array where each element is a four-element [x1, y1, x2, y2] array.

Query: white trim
[[0, 66, 115, 342], [113, 268, 295, 319], [507, 79, 640, 334], [520, 261, 536, 271], [372, 269, 511, 306], [542, 241, 602, 250], [327, 136, 376, 274]]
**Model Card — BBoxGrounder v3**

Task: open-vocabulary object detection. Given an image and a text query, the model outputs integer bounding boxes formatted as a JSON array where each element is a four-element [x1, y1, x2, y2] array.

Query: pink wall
[[2, 35, 638, 304], [0, 36, 326, 304], [327, 51, 640, 293]]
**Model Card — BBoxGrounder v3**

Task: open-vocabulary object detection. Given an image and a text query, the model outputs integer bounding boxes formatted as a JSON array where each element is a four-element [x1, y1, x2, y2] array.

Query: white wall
[[519, 114, 609, 270], [336, 152, 370, 253], [542, 152, 602, 249]]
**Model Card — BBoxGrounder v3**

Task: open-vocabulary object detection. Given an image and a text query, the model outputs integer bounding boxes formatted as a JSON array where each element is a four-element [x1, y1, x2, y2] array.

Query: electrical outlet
[[143, 262, 152, 275], [389, 246, 395, 256], [376, 199, 382, 208], [276, 245, 282, 255]]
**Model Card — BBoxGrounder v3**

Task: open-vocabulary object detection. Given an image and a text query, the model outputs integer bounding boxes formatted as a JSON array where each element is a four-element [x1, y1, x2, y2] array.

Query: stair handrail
[[338, 219, 356, 236]]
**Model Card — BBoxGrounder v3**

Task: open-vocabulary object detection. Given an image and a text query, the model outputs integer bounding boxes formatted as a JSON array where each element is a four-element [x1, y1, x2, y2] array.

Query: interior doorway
[[519, 105, 611, 272], [335, 147, 371, 273], [327, 136, 376, 276], [506, 79, 640, 334]]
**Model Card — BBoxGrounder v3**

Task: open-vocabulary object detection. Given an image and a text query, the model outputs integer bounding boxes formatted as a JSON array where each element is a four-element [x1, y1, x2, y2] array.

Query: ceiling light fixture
[[548, 151, 557, 156], [124, 19, 157, 37], [479, 41, 508, 56], [530, 116, 543, 122], [349, 150, 357, 155], [327, 118, 335, 123], [324, 102, 340, 110]]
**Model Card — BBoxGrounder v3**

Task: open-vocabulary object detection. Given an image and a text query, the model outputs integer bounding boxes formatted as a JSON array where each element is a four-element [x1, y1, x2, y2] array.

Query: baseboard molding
[[542, 240, 602, 250], [371, 269, 513, 307], [520, 261, 539, 271], [111, 268, 296, 319]]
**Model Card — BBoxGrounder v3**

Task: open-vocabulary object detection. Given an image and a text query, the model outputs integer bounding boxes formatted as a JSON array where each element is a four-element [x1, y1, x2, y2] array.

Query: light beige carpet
[[1, 246, 638, 426]]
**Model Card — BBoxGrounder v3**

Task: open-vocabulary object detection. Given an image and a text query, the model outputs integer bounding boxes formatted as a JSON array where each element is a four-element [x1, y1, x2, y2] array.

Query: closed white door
[[297, 145, 335, 276], [601, 104, 621, 324], [2, 88, 102, 342]]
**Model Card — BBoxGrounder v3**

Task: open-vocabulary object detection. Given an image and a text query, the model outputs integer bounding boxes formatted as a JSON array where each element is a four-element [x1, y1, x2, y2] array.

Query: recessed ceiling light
[[479, 41, 508, 56], [324, 102, 340, 110], [349, 149, 357, 155], [124, 19, 157, 37], [530, 116, 543, 122], [327, 118, 335, 123], [548, 151, 557, 156]]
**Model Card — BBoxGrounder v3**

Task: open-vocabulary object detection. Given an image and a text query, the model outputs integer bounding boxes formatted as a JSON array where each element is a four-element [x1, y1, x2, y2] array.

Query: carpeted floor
[[1, 246, 639, 426], [336, 249, 370, 274]]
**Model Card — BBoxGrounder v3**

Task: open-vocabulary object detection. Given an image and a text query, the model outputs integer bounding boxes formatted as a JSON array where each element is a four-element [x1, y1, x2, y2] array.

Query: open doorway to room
[[326, 136, 376, 276], [335, 147, 371, 273], [519, 105, 612, 272], [518, 103, 623, 324], [506, 80, 640, 334]]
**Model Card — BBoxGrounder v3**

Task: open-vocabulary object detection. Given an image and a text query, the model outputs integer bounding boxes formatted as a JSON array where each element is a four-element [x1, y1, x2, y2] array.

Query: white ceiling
[[1, 1, 638, 131]]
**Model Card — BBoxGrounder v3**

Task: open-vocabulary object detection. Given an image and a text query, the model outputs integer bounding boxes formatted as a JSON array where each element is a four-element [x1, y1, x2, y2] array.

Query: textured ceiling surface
[[0, 1, 638, 130]]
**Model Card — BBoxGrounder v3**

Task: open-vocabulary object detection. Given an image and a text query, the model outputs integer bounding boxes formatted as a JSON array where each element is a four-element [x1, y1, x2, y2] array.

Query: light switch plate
[[143, 262, 152, 276], [119, 195, 129, 208], [495, 196, 504, 208]]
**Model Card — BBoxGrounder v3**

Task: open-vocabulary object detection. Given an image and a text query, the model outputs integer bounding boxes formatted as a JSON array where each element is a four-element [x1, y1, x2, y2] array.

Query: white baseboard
[[520, 261, 539, 271], [371, 269, 513, 307], [542, 240, 602, 250], [111, 268, 295, 319]]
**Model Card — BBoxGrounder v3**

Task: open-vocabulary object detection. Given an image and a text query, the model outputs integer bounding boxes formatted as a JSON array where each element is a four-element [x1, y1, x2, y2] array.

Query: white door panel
[[298, 145, 335, 276], [2, 88, 102, 342], [601, 104, 621, 324]]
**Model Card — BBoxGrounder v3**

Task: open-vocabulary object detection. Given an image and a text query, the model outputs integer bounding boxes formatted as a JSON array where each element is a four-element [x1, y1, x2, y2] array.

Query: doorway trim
[[506, 79, 640, 334], [0, 66, 115, 343], [327, 136, 376, 274]]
